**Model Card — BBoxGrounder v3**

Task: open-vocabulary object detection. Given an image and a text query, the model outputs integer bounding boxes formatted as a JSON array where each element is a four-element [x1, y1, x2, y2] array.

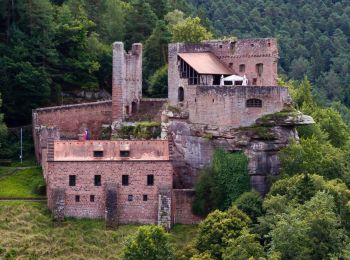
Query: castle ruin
[[33, 38, 312, 227]]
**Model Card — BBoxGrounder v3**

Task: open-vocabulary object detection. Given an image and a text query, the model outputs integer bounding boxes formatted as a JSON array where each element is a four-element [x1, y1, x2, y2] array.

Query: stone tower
[[112, 42, 142, 121]]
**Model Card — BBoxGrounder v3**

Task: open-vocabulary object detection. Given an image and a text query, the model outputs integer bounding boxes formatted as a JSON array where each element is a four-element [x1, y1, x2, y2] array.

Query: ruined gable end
[[112, 42, 143, 121]]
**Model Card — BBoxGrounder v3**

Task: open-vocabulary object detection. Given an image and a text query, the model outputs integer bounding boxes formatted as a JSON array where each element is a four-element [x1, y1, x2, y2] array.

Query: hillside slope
[[188, 0, 350, 106]]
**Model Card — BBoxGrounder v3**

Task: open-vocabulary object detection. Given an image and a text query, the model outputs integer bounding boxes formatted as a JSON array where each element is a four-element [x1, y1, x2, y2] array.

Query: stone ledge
[[256, 111, 315, 126], [33, 100, 112, 113]]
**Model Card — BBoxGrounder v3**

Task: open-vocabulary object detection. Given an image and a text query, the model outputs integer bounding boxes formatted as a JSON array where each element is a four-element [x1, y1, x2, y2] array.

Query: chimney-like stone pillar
[[111, 42, 143, 122], [105, 183, 118, 228], [112, 42, 125, 121], [157, 188, 172, 230]]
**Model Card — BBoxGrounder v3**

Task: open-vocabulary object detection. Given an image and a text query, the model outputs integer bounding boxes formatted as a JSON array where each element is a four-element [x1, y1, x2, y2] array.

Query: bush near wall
[[115, 121, 161, 140]]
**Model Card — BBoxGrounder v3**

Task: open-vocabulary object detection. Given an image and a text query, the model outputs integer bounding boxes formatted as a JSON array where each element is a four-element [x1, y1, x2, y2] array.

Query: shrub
[[233, 191, 263, 223], [222, 229, 265, 260], [133, 121, 161, 139], [116, 122, 161, 140], [148, 65, 168, 97], [194, 206, 251, 259], [122, 225, 174, 260], [279, 137, 348, 182], [32, 178, 46, 196]]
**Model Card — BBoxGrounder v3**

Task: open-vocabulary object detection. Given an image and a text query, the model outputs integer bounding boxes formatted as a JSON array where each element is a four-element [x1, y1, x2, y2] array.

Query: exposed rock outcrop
[[163, 109, 314, 195]]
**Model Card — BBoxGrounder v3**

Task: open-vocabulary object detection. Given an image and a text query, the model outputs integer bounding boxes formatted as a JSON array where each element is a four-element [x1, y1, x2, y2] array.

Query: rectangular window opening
[[143, 195, 148, 201], [69, 175, 76, 186], [128, 195, 133, 201], [122, 175, 129, 186], [93, 150, 104, 157], [90, 195, 95, 202], [94, 175, 101, 186], [147, 175, 154, 186], [239, 64, 245, 72], [256, 63, 263, 77], [120, 150, 130, 157], [75, 195, 80, 202]]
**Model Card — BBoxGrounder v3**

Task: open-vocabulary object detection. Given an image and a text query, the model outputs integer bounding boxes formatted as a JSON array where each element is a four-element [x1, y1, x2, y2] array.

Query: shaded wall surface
[[173, 189, 202, 224]]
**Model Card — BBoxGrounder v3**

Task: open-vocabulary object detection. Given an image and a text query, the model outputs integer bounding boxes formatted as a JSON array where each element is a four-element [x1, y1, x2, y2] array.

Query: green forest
[[1, 0, 350, 259], [1, 0, 350, 126]]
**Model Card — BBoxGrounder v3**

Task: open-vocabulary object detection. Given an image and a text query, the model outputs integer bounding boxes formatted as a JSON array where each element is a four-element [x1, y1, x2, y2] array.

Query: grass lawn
[[9, 158, 38, 167], [0, 202, 198, 259], [0, 167, 45, 198]]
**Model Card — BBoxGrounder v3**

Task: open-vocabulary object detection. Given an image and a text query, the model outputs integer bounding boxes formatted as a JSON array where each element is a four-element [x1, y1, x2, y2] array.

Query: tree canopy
[[122, 225, 174, 260]]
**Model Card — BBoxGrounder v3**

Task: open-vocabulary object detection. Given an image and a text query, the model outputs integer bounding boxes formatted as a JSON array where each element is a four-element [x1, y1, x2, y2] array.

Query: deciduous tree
[[171, 17, 212, 43], [122, 225, 174, 260]]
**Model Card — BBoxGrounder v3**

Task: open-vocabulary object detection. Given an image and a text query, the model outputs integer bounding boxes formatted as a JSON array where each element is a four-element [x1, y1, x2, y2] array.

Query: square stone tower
[[112, 42, 142, 121]]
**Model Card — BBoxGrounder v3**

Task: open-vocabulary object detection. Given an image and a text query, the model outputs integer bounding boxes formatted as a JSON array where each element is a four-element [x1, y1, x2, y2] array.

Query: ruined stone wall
[[172, 189, 202, 224], [168, 39, 279, 107], [187, 85, 289, 127], [46, 161, 173, 223], [33, 125, 60, 163], [158, 189, 172, 230], [207, 39, 278, 86], [32, 101, 112, 162], [127, 98, 167, 122], [168, 43, 210, 106], [112, 42, 142, 121], [33, 101, 112, 138]]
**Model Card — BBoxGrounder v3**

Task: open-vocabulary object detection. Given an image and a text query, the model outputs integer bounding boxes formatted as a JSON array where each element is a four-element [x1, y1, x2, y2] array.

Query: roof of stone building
[[178, 52, 232, 75]]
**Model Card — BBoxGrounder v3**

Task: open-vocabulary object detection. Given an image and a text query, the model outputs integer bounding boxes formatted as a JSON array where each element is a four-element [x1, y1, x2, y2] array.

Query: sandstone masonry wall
[[187, 85, 289, 127], [168, 39, 279, 107], [33, 101, 112, 138], [207, 39, 278, 86], [46, 161, 173, 224], [53, 140, 170, 161], [32, 101, 112, 162], [173, 189, 202, 224], [112, 42, 142, 121]]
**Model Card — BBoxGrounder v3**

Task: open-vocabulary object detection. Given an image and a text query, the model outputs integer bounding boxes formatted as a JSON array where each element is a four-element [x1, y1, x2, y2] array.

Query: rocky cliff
[[162, 109, 314, 195]]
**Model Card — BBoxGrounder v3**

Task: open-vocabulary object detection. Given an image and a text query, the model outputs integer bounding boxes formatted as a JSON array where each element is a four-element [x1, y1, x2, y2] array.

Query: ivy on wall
[[192, 149, 250, 216]]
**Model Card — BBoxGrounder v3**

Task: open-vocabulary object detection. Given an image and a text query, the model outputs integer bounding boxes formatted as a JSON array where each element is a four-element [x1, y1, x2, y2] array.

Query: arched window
[[178, 87, 184, 102], [246, 98, 262, 108]]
